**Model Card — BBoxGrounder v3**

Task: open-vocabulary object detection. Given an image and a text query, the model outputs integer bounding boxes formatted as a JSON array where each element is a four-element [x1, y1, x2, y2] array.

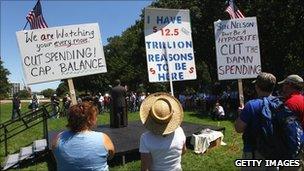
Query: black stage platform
[[49, 121, 225, 165], [93, 121, 225, 165]]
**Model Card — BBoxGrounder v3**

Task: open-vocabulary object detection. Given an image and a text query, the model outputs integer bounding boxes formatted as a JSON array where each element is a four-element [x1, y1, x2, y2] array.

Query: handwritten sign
[[16, 23, 107, 84], [214, 17, 261, 80], [144, 8, 196, 82]]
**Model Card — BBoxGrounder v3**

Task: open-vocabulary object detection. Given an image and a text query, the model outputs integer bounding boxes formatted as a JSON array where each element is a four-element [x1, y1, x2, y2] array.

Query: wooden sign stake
[[67, 79, 77, 105], [238, 79, 244, 107]]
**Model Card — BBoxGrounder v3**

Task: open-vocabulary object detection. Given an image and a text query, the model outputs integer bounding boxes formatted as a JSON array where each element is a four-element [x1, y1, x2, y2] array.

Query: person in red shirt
[[278, 74, 304, 127]]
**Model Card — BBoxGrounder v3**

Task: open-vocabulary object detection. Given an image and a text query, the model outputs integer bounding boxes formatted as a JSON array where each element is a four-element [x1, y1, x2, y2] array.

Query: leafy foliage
[[0, 60, 11, 99], [56, 81, 69, 97], [41, 88, 55, 98], [18, 89, 31, 99], [72, 0, 304, 94]]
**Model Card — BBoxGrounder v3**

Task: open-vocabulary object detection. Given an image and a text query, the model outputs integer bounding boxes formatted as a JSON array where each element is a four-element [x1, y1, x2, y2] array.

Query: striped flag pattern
[[26, 1, 48, 29], [225, 3, 245, 19]]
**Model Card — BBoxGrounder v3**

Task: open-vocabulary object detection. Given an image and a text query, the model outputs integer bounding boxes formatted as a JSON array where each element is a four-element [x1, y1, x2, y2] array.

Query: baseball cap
[[278, 75, 303, 84]]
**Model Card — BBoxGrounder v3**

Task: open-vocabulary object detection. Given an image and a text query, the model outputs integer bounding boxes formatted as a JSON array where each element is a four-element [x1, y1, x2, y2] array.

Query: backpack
[[255, 96, 304, 159]]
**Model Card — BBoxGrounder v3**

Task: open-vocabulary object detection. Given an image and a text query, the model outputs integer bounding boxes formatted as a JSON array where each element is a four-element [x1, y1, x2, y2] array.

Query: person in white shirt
[[213, 102, 225, 120], [139, 92, 187, 171]]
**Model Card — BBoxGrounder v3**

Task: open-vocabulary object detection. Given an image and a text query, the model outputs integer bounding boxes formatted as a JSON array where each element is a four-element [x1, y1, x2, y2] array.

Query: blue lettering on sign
[[216, 22, 230, 31], [156, 63, 168, 71], [147, 53, 193, 62], [175, 63, 186, 70], [158, 72, 184, 81], [146, 41, 192, 49], [231, 21, 255, 29], [156, 16, 182, 24]]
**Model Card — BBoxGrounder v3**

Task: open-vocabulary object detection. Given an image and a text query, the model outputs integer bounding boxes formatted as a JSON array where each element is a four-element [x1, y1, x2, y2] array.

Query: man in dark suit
[[110, 79, 128, 128]]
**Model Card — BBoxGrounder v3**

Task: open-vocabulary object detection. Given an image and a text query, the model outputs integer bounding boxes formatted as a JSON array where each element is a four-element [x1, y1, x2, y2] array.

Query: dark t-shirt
[[12, 98, 21, 109]]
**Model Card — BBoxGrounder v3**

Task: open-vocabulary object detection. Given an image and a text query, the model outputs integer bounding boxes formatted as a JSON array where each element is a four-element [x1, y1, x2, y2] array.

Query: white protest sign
[[144, 8, 196, 82], [16, 23, 107, 84], [214, 17, 261, 80]]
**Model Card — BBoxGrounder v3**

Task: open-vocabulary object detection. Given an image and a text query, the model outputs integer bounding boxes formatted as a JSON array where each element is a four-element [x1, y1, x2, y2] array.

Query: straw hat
[[140, 92, 183, 135]]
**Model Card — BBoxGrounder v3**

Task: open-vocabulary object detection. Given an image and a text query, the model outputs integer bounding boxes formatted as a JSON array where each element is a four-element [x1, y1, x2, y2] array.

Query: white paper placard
[[144, 8, 196, 82], [16, 23, 107, 84], [214, 17, 261, 80]]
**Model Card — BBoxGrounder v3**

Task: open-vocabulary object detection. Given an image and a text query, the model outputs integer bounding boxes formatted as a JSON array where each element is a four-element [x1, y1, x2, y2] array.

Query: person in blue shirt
[[235, 72, 276, 160], [52, 101, 115, 171]]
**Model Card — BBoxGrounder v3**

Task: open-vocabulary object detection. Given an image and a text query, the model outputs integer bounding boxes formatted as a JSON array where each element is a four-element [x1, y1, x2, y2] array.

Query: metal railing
[[0, 103, 53, 156]]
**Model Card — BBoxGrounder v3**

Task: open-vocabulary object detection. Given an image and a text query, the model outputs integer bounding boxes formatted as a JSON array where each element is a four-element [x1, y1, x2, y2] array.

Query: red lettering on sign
[[189, 67, 194, 74], [150, 68, 156, 74]]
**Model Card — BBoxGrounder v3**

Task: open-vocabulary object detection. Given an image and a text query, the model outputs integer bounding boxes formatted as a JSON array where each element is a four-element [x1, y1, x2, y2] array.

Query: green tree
[[73, 0, 304, 94], [239, 0, 304, 80], [41, 88, 55, 98], [73, 74, 110, 95], [0, 60, 11, 99], [56, 81, 69, 97], [18, 89, 31, 99]]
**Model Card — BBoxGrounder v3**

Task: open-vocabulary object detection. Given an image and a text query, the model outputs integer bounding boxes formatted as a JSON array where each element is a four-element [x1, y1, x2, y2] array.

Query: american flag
[[225, 2, 245, 19], [26, 0, 48, 29]]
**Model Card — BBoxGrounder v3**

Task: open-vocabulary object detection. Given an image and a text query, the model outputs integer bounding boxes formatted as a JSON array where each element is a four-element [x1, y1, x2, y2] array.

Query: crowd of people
[[178, 88, 239, 113], [51, 73, 302, 170], [11, 80, 242, 123], [9, 73, 304, 170]]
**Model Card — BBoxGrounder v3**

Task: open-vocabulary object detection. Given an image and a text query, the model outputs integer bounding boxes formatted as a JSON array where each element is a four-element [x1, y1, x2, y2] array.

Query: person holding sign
[[110, 79, 128, 128], [235, 72, 276, 160]]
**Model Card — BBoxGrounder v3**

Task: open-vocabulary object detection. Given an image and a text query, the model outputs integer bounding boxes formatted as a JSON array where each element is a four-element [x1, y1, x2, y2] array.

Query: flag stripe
[[236, 10, 245, 18], [26, 1, 48, 30], [225, 3, 245, 19]]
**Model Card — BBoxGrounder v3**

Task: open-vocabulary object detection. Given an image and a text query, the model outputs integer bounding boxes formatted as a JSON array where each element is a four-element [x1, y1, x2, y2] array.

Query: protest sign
[[16, 23, 107, 84], [214, 17, 261, 80], [144, 8, 196, 82]]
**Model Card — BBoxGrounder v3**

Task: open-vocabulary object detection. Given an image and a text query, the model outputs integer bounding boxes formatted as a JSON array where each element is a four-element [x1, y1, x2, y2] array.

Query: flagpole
[[230, 0, 235, 18], [22, 21, 29, 30], [228, 0, 245, 107], [23, 0, 40, 30], [21, 0, 41, 93]]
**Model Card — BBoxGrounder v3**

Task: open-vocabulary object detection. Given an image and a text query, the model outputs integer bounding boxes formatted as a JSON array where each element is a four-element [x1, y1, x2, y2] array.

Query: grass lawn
[[0, 102, 243, 170]]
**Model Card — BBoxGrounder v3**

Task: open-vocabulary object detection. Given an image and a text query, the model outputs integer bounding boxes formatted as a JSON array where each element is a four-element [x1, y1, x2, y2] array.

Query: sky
[[0, 0, 152, 92]]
